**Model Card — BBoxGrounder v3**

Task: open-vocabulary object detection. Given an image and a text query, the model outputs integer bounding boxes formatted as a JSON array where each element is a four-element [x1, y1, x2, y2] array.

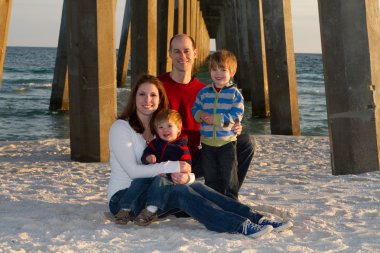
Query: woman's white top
[[107, 120, 193, 202]]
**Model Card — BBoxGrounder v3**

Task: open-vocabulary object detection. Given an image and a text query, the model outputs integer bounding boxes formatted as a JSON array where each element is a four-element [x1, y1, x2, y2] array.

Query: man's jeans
[[148, 176, 263, 233]]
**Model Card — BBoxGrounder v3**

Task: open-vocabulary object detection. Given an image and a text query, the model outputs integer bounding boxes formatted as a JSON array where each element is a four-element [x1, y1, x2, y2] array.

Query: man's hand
[[232, 122, 243, 135]]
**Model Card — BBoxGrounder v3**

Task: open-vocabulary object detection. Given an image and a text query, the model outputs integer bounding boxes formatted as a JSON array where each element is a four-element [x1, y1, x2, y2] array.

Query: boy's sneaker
[[258, 218, 293, 232], [134, 208, 158, 226], [238, 220, 273, 238], [114, 208, 131, 225]]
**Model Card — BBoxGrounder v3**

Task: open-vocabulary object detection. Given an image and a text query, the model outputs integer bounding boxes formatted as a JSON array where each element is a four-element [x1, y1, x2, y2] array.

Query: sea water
[[0, 47, 327, 141]]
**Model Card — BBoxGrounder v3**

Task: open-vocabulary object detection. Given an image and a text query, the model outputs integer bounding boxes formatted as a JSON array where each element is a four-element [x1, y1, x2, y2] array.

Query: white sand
[[1, 136, 379, 252]]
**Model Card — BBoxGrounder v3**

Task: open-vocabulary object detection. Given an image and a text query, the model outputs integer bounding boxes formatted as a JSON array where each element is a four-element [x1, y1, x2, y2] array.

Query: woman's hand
[[171, 172, 190, 184], [179, 161, 191, 173]]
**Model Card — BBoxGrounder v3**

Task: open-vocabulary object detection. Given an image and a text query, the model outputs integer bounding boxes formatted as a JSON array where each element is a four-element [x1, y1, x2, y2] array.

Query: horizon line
[[5, 45, 322, 55]]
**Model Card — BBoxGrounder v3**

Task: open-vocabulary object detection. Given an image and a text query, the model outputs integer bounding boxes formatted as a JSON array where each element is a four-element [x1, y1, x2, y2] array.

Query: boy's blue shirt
[[191, 82, 244, 147]]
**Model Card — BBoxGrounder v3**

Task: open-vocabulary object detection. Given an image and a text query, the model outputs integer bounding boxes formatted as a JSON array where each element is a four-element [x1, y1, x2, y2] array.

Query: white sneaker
[[258, 218, 293, 232]]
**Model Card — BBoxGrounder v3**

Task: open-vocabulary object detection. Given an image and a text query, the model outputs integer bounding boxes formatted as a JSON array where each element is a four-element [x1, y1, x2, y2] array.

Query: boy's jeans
[[108, 177, 155, 217], [201, 141, 239, 200], [192, 134, 255, 196]]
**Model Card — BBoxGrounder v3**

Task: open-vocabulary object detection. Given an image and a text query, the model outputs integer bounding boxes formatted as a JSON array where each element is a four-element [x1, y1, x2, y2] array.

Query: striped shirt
[[192, 82, 244, 147]]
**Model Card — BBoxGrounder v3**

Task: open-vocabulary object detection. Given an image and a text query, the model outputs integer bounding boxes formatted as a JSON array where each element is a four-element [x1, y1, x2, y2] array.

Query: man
[[158, 34, 255, 198]]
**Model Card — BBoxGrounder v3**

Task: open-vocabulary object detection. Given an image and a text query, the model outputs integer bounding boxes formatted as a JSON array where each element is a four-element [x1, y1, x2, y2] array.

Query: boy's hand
[[200, 111, 213, 125], [146, 154, 157, 164]]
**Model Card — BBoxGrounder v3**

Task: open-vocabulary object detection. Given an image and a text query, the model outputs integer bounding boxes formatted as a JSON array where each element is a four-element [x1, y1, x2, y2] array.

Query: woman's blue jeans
[[148, 176, 263, 233]]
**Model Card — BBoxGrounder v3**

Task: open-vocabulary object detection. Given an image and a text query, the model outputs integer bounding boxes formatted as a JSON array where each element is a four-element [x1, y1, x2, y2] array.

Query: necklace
[[142, 131, 153, 143]]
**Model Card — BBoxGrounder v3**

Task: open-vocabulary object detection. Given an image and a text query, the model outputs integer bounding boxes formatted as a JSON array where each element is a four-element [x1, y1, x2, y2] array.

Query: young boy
[[141, 109, 192, 167], [135, 109, 194, 225], [192, 50, 243, 200]]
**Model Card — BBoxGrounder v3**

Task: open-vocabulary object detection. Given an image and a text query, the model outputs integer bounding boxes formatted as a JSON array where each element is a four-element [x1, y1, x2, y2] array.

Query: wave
[[31, 68, 54, 74], [298, 90, 326, 96], [297, 76, 325, 84], [3, 79, 52, 87], [3, 67, 53, 74], [26, 83, 53, 89]]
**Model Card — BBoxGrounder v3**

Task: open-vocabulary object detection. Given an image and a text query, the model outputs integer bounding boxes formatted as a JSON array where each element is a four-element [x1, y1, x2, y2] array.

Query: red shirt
[[158, 72, 206, 157]]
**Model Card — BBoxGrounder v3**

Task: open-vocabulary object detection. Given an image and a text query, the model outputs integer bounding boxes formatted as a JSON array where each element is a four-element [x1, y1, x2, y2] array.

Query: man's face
[[169, 37, 198, 73]]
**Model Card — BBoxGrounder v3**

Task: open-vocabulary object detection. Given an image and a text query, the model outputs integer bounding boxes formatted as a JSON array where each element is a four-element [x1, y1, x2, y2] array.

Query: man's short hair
[[169, 34, 196, 51]]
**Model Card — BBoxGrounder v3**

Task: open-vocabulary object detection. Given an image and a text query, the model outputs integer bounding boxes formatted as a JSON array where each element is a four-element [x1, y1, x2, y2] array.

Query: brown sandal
[[134, 208, 158, 226], [114, 209, 131, 225]]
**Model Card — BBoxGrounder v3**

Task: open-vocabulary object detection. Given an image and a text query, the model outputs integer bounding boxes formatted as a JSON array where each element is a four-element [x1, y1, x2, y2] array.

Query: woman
[[107, 74, 292, 238]]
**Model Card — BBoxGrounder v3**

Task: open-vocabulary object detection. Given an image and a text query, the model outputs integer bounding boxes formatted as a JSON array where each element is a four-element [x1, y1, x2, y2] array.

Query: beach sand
[[1, 135, 379, 252]]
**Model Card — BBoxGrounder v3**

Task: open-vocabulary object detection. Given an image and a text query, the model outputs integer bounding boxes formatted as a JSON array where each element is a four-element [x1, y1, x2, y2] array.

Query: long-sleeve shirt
[[141, 134, 192, 165], [107, 120, 180, 202], [192, 82, 244, 147]]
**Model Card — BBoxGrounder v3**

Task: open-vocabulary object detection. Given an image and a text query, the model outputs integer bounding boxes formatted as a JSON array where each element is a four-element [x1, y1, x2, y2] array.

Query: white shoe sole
[[248, 225, 273, 238], [273, 221, 293, 233]]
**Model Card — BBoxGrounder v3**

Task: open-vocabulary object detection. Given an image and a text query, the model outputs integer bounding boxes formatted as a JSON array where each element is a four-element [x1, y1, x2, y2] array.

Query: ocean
[[0, 47, 327, 141]]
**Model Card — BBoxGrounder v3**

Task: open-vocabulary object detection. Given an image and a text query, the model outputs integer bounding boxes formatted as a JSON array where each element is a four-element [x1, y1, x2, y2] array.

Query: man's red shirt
[[158, 72, 206, 157]]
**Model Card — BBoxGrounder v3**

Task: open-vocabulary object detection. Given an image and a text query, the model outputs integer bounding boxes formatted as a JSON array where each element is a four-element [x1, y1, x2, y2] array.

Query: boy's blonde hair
[[208, 49, 237, 74], [154, 109, 182, 132]]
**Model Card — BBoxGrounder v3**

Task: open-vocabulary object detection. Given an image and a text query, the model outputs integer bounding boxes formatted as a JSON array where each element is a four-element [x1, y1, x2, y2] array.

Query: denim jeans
[[192, 134, 255, 193], [236, 134, 256, 189], [147, 177, 263, 233], [108, 177, 155, 217], [201, 141, 239, 200]]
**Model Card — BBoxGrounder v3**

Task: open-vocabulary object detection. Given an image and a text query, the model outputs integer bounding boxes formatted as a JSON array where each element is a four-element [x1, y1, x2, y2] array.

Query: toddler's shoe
[[134, 208, 158, 226], [114, 208, 131, 225], [258, 218, 293, 232], [238, 219, 273, 238]]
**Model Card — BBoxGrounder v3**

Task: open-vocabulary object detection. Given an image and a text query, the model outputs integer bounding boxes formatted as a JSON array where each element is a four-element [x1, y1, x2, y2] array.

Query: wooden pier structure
[[0, 0, 380, 175], [0, 0, 12, 88]]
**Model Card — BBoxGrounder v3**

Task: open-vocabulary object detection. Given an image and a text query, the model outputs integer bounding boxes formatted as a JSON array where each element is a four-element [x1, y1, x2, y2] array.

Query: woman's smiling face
[[135, 82, 159, 117]]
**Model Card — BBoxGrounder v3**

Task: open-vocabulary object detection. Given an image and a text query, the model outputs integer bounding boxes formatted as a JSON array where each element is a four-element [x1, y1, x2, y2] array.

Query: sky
[[6, 0, 322, 53]]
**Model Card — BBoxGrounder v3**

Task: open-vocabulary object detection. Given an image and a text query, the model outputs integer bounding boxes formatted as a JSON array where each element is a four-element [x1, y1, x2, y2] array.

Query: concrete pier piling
[[130, 0, 157, 86], [175, 0, 184, 34], [116, 0, 131, 87], [66, 0, 117, 162], [49, 0, 69, 111], [234, 0, 251, 100], [262, 0, 300, 135], [0, 0, 12, 88], [318, 0, 380, 175], [157, 0, 174, 74], [246, 0, 270, 118]]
